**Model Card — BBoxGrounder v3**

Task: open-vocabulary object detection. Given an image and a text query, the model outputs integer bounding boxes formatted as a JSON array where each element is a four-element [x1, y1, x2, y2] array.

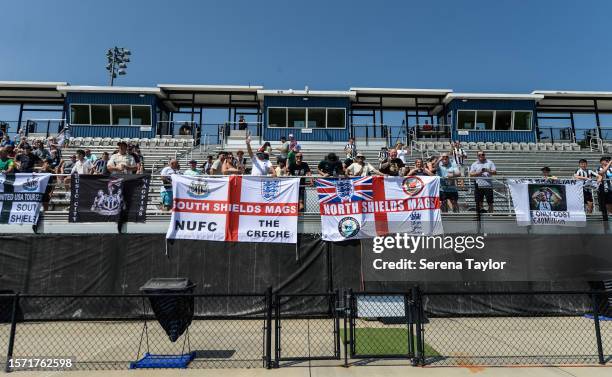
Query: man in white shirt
[[346, 153, 383, 177], [107, 142, 137, 175], [469, 151, 497, 213], [160, 159, 181, 210], [246, 136, 276, 176], [71, 149, 93, 175]]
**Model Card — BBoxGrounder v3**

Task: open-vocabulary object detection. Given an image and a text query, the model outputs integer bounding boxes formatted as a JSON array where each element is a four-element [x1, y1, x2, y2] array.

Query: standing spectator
[[406, 158, 434, 176], [596, 156, 612, 214], [275, 136, 290, 162], [246, 136, 275, 176], [426, 156, 439, 175], [258, 141, 273, 155], [346, 153, 384, 177], [222, 152, 244, 175], [184, 160, 202, 176], [202, 155, 214, 175], [107, 141, 137, 175], [128, 144, 144, 174], [238, 115, 247, 131], [32, 140, 51, 161], [574, 159, 598, 214], [288, 152, 312, 211], [15, 145, 41, 173], [160, 159, 181, 211], [318, 152, 344, 177], [451, 140, 467, 167], [395, 142, 408, 163], [40, 159, 56, 211], [287, 144, 300, 167], [540, 166, 557, 181], [288, 134, 299, 152], [437, 153, 460, 212], [379, 149, 405, 176], [0, 147, 15, 173], [60, 154, 77, 190], [469, 151, 497, 213], [344, 137, 357, 159], [210, 152, 226, 175], [71, 149, 93, 175], [235, 150, 247, 172], [93, 152, 110, 175], [84, 149, 97, 164]]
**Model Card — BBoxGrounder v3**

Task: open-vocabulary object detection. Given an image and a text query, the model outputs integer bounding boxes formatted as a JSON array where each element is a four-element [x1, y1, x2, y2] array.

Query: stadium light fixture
[[105, 46, 132, 86]]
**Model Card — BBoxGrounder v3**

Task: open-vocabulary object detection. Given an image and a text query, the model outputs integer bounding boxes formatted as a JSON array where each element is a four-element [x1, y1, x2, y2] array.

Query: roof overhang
[[443, 93, 544, 104], [532, 90, 612, 112], [350, 87, 452, 96], [158, 84, 262, 108], [57, 85, 164, 97], [257, 89, 355, 99], [0, 81, 67, 104]]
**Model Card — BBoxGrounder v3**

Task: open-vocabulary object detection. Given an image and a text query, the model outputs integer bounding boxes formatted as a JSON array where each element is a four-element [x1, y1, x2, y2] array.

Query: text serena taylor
[[173, 198, 298, 215], [320, 197, 440, 216]]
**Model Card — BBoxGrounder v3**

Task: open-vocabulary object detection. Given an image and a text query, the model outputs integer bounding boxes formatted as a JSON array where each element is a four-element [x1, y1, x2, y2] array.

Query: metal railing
[[1, 289, 610, 371]]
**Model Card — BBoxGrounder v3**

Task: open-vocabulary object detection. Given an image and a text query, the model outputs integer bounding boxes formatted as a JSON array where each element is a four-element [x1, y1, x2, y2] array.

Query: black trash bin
[[140, 278, 196, 342]]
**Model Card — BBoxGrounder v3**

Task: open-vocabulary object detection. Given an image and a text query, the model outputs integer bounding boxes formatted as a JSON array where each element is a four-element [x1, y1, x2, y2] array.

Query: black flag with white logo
[[69, 174, 150, 223]]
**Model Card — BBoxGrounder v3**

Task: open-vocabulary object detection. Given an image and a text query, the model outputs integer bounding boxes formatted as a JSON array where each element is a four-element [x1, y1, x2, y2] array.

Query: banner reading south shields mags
[[166, 175, 300, 243], [0, 173, 51, 225], [508, 179, 586, 226], [316, 176, 443, 241]]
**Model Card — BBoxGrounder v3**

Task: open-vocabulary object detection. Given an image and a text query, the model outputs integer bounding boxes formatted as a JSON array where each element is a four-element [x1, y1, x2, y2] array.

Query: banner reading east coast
[[0, 173, 51, 225], [166, 175, 300, 243], [508, 179, 586, 226], [316, 176, 443, 241]]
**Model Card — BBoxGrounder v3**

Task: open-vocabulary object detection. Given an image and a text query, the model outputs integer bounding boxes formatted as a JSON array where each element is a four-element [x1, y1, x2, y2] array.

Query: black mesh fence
[[274, 293, 340, 364], [419, 291, 608, 366]]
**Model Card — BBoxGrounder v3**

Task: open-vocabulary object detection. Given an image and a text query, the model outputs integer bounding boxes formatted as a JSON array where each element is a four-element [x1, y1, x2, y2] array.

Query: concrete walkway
[[8, 366, 612, 377]]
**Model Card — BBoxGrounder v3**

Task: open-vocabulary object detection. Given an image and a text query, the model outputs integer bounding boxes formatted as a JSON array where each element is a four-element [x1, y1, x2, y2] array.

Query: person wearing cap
[[469, 151, 497, 213], [15, 144, 41, 173], [183, 160, 202, 176], [346, 153, 383, 177], [107, 141, 137, 175], [246, 135, 275, 176], [437, 153, 460, 212], [541, 166, 557, 181]]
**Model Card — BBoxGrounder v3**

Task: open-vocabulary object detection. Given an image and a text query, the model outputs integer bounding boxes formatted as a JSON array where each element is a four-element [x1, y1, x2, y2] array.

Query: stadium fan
[[426, 156, 439, 175], [32, 140, 51, 161], [275, 159, 289, 176], [0, 147, 15, 173], [406, 158, 434, 176], [378, 146, 389, 163], [574, 159, 598, 214], [246, 135, 275, 176], [84, 148, 97, 164], [183, 160, 202, 176], [379, 149, 404, 176], [93, 152, 110, 175], [469, 151, 497, 213], [288, 152, 312, 211], [437, 153, 460, 213], [71, 149, 93, 175], [541, 166, 558, 181], [258, 141, 272, 155], [346, 153, 383, 177], [222, 152, 244, 175], [40, 159, 56, 211], [15, 144, 41, 173], [318, 152, 344, 177], [597, 156, 612, 214], [344, 137, 357, 159], [128, 144, 144, 174], [107, 141, 137, 175], [275, 136, 290, 162], [1, 134, 15, 147], [160, 159, 181, 211], [395, 142, 408, 163], [201, 155, 214, 175], [210, 152, 226, 175], [238, 115, 247, 130], [49, 144, 62, 172]]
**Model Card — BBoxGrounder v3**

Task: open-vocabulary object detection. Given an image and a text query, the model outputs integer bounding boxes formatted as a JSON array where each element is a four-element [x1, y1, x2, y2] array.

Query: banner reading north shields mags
[[316, 176, 443, 241], [166, 175, 300, 243], [0, 173, 51, 225], [508, 179, 586, 226], [69, 174, 150, 223]]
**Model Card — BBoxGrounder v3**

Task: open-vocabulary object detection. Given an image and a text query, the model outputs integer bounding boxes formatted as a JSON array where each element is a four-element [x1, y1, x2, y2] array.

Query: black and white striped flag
[[0, 173, 51, 225]]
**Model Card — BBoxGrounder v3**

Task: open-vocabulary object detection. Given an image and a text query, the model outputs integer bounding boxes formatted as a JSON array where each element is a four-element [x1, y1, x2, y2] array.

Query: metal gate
[[349, 292, 416, 359], [274, 292, 341, 364]]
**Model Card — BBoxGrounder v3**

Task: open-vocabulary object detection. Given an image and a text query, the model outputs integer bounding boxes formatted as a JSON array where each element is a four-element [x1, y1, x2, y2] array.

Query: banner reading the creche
[[508, 179, 586, 226], [0, 173, 51, 225], [166, 175, 300, 243], [316, 176, 443, 241], [69, 174, 150, 223]]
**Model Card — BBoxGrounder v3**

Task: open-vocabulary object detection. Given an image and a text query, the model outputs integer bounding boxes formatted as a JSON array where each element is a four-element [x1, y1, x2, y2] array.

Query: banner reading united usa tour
[[166, 175, 300, 243], [0, 173, 51, 225], [508, 179, 586, 226], [316, 176, 443, 241]]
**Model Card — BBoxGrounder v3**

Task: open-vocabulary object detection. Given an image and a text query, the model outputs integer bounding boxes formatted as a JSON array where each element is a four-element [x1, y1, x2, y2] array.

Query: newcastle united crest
[[188, 179, 210, 198], [22, 177, 40, 192], [261, 180, 280, 201], [91, 178, 126, 216]]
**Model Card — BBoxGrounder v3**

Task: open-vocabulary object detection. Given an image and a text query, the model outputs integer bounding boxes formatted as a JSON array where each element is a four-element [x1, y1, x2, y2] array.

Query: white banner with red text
[[316, 176, 443, 241], [166, 175, 300, 243]]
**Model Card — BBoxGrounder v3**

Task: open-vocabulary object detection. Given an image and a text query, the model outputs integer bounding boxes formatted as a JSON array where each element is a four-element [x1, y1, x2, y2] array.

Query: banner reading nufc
[[69, 174, 150, 223], [166, 175, 299, 243], [508, 179, 586, 226], [316, 176, 443, 241], [0, 173, 51, 225]]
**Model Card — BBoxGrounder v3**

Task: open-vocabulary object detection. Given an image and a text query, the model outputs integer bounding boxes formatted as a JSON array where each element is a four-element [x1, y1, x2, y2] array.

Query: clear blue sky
[[2, 0, 612, 93]]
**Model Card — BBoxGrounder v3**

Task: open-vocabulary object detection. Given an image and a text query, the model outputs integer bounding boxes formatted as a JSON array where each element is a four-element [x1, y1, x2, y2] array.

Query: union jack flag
[[316, 177, 373, 204]]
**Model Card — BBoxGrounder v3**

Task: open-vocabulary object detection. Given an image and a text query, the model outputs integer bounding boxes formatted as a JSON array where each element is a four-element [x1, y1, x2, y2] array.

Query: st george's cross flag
[[316, 176, 443, 241], [166, 175, 300, 243], [0, 173, 51, 225]]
